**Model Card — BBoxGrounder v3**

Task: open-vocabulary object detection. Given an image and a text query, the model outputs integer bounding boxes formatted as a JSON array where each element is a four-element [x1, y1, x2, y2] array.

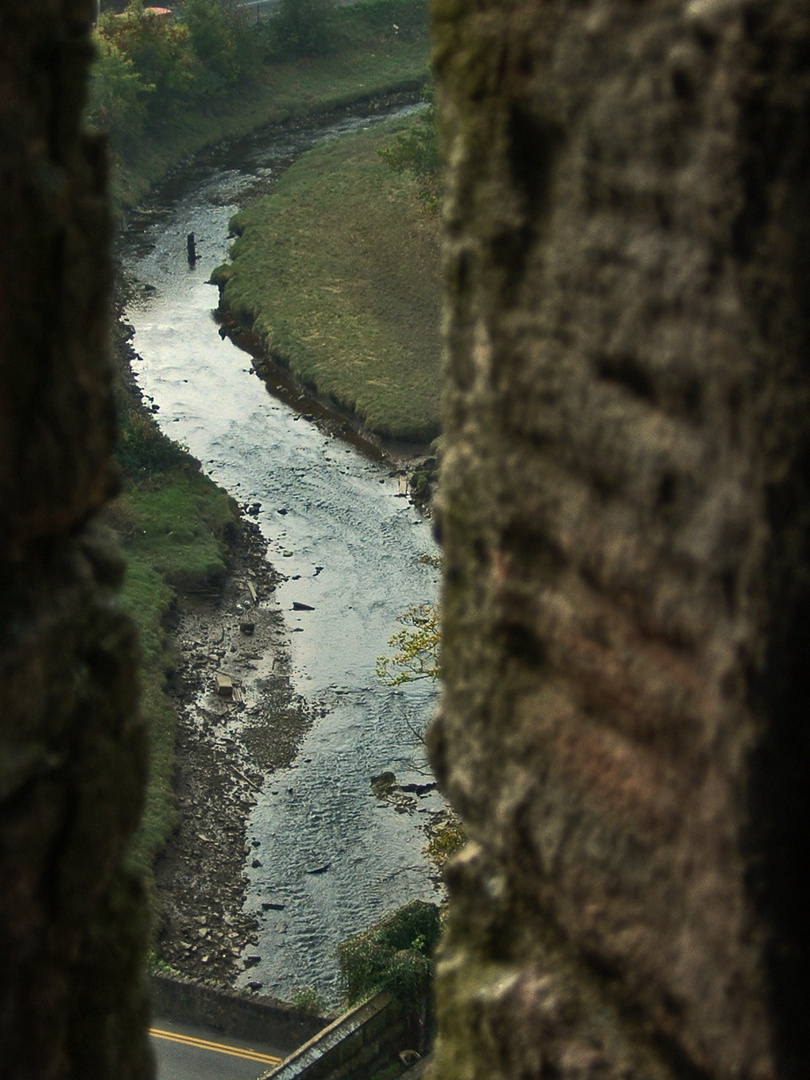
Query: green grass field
[[214, 116, 442, 441]]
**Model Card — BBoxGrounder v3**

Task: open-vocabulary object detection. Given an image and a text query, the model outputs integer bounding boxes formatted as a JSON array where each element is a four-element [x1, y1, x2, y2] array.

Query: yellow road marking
[[150, 1027, 281, 1066]]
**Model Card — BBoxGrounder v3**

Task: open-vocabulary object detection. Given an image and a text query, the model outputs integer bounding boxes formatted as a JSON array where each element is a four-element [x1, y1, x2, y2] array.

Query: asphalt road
[[150, 1019, 285, 1080]]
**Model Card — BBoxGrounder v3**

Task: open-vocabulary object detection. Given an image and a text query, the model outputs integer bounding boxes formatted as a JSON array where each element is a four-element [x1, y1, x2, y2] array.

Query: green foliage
[[338, 901, 441, 1007], [408, 453, 439, 502], [118, 554, 179, 876], [289, 986, 329, 1015], [116, 403, 189, 476], [109, 462, 237, 877], [378, 90, 439, 211], [383, 949, 432, 1007], [181, 0, 238, 89], [88, 0, 270, 152], [99, 2, 198, 101], [87, 32, 154, 149], [424, 811, 465, 874], [91, 0, 430, 211], [269, 0, 337, 57], [179, 0, 264, 91], [376, 603, 439, 686]]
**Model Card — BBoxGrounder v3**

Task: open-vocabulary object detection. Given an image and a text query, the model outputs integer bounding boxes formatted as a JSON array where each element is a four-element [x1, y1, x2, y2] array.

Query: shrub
[[424, 811, 465, 874], [289, 985, 328, 1015], [115, 403, 189, 477], [378, 90, 439, 211], [86, 32, 154, 148], [338, 901, 441, 1007], [99, 1, 198, 103], [383, 949, 432, 1008], [269, 0, 337, 58], [179, 0, 251, 91], [376, 603, 440, 687]]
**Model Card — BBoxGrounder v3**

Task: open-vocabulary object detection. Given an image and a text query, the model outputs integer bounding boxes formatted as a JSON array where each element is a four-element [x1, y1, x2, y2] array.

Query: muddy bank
[[215, 318, 440, 502], [151, 516, 312, 989], [112, 301, 309, 991]]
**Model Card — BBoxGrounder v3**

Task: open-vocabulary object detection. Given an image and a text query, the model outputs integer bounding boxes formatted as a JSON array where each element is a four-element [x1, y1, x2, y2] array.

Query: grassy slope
[[215, 117, 442, 441], [113, 3, 432, 208], [105, 370, 239, 879], [118, 473, 237, 873]]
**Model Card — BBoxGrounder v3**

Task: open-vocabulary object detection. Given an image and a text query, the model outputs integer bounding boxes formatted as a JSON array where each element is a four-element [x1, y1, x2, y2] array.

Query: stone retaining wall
[[150, 973, 328, 1054], [259, 992, 420, 1080]]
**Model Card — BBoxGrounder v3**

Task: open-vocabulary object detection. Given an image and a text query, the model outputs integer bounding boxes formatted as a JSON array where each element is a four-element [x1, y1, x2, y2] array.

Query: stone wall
[[429, 2, 810, 1079], [259, 992, 418, 1080], [150, 973, 328, 1052], [0, 1, 151, 1077]]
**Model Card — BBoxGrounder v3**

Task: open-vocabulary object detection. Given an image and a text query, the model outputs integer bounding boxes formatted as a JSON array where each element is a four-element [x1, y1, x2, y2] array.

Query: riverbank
[[213, 114, 442, 443], [152, 520, 312, 988], [110, 311, 312, 989], [109, 1, 432, 210]]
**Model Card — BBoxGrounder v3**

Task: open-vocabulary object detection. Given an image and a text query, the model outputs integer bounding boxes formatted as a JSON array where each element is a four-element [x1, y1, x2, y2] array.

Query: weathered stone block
[[0, 1, 150, 1077], [430, 1, 810, 1077]]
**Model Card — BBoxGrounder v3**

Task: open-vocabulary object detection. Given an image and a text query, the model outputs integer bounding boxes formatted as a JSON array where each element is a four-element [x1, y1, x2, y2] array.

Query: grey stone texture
[[429, 2, 810, 1078], [0, 1, 151, 1077]]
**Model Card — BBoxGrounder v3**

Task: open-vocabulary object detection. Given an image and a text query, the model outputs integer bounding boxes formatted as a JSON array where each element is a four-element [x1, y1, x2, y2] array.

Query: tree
[[269, 0, 337, 58], [86, 32, 154, 149], [180, 0, 239, 90], [99, 1, 198, 102], [376, 602, 440, 687], [376, 565, 463, 876]]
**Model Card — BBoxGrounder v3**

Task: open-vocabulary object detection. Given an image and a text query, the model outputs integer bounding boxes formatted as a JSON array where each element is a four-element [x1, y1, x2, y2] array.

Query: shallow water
[[122, 104, 441, 1005]]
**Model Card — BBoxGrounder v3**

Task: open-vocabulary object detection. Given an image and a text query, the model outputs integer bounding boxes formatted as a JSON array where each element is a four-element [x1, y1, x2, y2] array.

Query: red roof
[[115, 6, 172, 14]]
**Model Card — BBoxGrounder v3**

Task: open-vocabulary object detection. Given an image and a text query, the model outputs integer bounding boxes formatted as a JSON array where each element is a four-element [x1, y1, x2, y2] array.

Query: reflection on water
[[122, 104, 440, 1003]]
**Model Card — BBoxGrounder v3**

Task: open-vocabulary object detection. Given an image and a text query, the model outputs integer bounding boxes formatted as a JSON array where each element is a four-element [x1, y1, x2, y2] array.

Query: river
[[121, 104, 442, 1006]]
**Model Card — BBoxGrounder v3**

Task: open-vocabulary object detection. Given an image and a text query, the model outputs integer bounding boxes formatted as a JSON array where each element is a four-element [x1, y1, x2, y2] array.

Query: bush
[[179, 0, 264, 91], [98, 1, 198, 104], [87, 32, 154, 148], [90, 0, 268, 140], [338, 901, 441, 1007], [378, 89, 439, 211], [180, 0, 237, 89], [115, 402, 189, 477], [376, 603, 440, 687], [383, 949, 432, 1008], [269, 0, 337, 57], [289, 985, 328, 1015], [424, 811, 465, 874]]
